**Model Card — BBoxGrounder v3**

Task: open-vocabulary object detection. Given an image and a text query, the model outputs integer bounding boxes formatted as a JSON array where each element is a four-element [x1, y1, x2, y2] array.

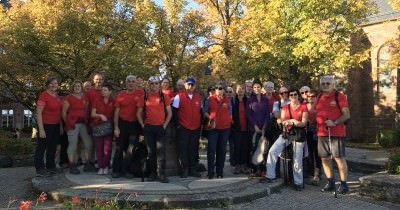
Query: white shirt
[[172, 93, 193, 108]]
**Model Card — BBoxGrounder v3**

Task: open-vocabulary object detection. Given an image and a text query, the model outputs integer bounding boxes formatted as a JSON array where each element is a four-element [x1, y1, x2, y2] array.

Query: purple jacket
[[246, 94, 270, 132]]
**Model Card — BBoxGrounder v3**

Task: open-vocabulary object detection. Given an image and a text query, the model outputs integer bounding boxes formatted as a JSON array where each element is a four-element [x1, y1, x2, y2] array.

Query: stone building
[[347, 0, 400, 142]]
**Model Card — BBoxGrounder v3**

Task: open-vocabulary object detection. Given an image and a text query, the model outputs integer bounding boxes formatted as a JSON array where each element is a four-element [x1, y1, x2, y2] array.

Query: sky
[[153, 0, 199, 10]]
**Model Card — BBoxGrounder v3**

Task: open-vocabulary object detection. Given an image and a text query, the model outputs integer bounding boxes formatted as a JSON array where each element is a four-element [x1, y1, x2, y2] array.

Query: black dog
[[128, 141, 150, 182]]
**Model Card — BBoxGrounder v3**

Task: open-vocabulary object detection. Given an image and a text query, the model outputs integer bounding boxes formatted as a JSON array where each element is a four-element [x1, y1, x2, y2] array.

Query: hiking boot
[[47, 168, 58, 175], [188, 170, 201, 177], [112, 172, 122, 178], [337, 182, 349, 194], [321, 179, 335, 192], [69, 165, 80, 175], [181, 169, 188, 178], [83, 162, 97, 172], [157, 175, 169, 183], [36, 168, 49, 177]]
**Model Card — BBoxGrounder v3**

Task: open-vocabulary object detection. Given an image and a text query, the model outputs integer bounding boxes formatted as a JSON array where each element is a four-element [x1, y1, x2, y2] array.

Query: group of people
[[34, 73, 350, 194]]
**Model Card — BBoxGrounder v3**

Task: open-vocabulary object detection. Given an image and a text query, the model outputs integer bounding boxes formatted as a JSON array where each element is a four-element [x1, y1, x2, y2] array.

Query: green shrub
[[0, 137, 35, 155], [387, 152, 400, 175], [378, 129, 400, 148]]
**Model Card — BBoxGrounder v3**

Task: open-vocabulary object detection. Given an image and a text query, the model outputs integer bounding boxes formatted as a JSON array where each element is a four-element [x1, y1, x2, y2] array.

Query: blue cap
[[186, 78, 196, 85]]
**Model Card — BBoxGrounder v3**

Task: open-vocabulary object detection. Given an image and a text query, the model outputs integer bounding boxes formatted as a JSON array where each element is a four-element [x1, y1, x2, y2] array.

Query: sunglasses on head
[[301, 90, 309, 95], [215, 87, 223, 90], [321, 82, 331, 86], [289, 93, 298, 97], [280, 91, 289, 95]]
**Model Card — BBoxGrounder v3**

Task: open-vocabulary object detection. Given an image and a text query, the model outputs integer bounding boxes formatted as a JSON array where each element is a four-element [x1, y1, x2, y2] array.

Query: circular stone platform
[[32, 168, 282, 209]]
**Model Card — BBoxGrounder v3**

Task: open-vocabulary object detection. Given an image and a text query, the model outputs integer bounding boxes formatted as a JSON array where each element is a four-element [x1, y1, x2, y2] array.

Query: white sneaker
[[103, 168, 109, 175], [97, 168, 104, 175]]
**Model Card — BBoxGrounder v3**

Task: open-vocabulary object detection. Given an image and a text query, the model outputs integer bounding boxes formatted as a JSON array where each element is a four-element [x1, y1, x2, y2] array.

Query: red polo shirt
[[37, 91, 62, 125], [162, 89, 175, 103], [177, 92, 202, 130], [138, 91, 171, 126], [208, 95, 231, 129], [315, 90, 348, 137], [115, 90, 141, 122], [282, 103, 308, 121], [64, 95, 88, 131], [92, 97, 115, 125], [86, 88, 102, 107]]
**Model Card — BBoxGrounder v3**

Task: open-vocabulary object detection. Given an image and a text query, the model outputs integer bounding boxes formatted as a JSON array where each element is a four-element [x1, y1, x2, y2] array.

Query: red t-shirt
[[115, 91, 141, 122], [92, 97, 115, 125], [238, 101, 247, 131], [266, 94, 279, 113], [138, 91, 171, 126], [315, 90, 348, 137], [64, 95, 88, 131], [162, 89, 175, 104], [282, 103, 308, 122], [37, 91, 62, 125], [208, 95, 231, 129], [86, 88, 102, 108]]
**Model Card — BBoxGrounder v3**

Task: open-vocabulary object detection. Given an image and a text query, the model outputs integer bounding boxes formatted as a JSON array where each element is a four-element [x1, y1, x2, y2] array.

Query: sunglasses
[[280, 91, 289, 95], [321, 82, 331, 86], [149, 82, 159, 85], [215, 87, 224, 90], [187, 83, 195, 86], [308, 95, 316, 98], [301, 90, 309, 95], [289, 93, 298, 97]]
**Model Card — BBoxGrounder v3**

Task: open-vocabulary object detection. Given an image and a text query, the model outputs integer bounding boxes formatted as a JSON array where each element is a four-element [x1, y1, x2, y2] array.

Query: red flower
[[71, 196, 79, 205], [37, 192, 47, 203], [20, 201, 33, 210]]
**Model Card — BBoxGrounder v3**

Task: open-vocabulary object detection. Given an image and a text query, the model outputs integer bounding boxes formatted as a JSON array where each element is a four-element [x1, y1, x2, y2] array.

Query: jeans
[[94, 135, 113, 168], [144, 124, 166, 177], [34, 124, 60, 170], [207, 129, 230, 176], [266, 135, 305, 185]]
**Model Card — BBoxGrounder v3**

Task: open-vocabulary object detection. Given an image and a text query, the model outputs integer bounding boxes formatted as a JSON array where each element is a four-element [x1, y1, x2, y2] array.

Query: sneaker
[[103, 168, 109, 175], [321, 179, 335, 192], [36, 168, 49, 177], [337, 182, 349, 194], [69, 165, 80, 175], [97, 168, 104, 175], [83, 162, 97, 172], [260, 177, 275, 183]]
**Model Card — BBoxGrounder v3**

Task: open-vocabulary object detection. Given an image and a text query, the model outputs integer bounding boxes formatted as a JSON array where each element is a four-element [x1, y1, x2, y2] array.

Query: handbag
[[287, 104, 306, 142], [251, 134, 269, 165], [92, 121, 113, 137]]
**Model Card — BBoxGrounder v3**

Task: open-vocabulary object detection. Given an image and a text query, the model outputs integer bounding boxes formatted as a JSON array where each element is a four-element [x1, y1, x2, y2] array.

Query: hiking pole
[[328, 127, 337, 198]]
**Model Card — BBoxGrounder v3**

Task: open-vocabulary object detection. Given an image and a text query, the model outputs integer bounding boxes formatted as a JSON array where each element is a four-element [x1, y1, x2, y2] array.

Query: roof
[[362, 0, 400, 25]]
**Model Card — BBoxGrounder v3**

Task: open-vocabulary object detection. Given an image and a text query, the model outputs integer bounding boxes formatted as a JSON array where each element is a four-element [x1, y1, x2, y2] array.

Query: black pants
[[234, 130, 250, 165], [113, 119, 140, 174], [34, 124, 60, 170], [58, 132, 69, 166], [144, 124, 166, 177], [306, 130, 322, 177], [177, 126, 200, 170]]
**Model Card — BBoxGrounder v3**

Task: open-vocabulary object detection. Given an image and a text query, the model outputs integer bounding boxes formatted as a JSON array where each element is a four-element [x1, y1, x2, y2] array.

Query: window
[[377, 44, 395, 93], [2, 109, 14, 128], [23, 110, 33, 128]]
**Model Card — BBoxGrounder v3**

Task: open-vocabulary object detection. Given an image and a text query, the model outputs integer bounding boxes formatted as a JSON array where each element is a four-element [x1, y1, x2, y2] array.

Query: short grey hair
[[126, 75, 136, 82]]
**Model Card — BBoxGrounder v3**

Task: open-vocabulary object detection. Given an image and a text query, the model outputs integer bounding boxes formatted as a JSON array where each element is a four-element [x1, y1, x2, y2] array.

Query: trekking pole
[[328, 127, 337, 198]]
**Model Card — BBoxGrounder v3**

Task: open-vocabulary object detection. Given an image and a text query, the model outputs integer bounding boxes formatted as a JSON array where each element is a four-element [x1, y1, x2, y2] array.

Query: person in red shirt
[[62, 81, 92, 175], [315, 75, 350, 194], [232, 83, 250, 174], [34, 76, 63, 177], [137, 76, 172, 183], [262, 88, 308, 191], [161, 78, 175, 101], [204, 81, 232, 179], [91, 84, 115, 175], [112, 75, 142, 178], [172, 78, 202, 178]]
